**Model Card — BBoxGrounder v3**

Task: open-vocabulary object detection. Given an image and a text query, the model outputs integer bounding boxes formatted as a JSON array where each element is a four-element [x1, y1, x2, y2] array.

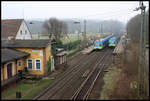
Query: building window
[[18, 60, 22, 66], [20, 30, 22, 35], [27, 59, 32, 70], [60, 56, 62, 64], [25, 30, 27, 34], [35, 59, 41, 70], [64, 56, 66, 62], [63, 56, 65, 63], [62, 55, 64, 63]]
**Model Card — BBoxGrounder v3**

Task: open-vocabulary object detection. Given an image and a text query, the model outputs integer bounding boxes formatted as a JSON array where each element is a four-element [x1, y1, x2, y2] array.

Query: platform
[[113, 38, 124, 55], [81, 45, 94, 54]]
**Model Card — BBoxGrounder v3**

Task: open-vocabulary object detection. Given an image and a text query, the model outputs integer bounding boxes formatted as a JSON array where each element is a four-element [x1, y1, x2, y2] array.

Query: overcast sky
[[1, 1, 149, 23]]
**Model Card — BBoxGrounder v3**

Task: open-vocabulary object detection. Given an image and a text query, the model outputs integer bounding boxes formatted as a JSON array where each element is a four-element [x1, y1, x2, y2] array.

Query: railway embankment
[[99, 40, 149, 100], [100, 65, 122, 100]]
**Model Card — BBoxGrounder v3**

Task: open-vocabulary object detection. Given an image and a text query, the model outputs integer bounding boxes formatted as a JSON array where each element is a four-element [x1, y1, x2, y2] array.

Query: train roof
[[110, 37, 116, 40], [110, 35, 118, 39], [110, 34, 120, 40], [94, 34, 114, 43], [100, 34, 114, 43]]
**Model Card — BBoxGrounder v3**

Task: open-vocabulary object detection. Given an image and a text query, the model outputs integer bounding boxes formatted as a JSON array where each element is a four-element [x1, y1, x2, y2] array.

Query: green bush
[[63, 40, 81, 50], [53, 40, 81, 51], [51, 40, 81, 67], [47, 58, 51, 73], [51, 43, 57, 67], [55, 40, 64, 48]]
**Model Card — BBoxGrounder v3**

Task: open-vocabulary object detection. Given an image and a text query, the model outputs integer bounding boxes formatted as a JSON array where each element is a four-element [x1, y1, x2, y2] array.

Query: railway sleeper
[[82, 69, 90, 78]]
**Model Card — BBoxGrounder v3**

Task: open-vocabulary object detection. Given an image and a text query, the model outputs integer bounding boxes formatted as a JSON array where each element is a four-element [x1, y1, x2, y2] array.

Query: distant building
[[1, 19, 32, 40], [2, 39, 55, 75], [25, 21, 49, 39], [1, 38, 69, 91], [56, 48, 67, 69]]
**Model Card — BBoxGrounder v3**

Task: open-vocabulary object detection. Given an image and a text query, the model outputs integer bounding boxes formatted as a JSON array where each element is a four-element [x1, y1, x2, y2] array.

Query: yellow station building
[[1, 39, 55, 91]]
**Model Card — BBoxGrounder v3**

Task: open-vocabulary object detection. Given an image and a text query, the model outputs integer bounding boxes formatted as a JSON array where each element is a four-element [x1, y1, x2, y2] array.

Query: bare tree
[[126, 14, 141, 43], [43, 17, 68, 40], [126, 9, 149, 44]]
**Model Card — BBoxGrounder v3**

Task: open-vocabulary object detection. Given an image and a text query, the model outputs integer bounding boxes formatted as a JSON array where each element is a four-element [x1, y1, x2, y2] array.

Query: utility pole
[[101, 23, 103, 34], [142, 4, 147, 98], [99, 23, 101, 34], [74, 21, 80, 41], [134, 1, 147, 98], [84, 20, 86, 40]]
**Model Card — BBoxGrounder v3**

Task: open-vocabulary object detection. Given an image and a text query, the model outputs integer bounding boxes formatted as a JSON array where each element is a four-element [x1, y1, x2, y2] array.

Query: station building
[[1, 38, 55, 91]]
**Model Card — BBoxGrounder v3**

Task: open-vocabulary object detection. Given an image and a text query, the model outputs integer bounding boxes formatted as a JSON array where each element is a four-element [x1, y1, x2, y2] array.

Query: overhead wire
[[71, 7, 138, 21], [72, 7, 141, 24]]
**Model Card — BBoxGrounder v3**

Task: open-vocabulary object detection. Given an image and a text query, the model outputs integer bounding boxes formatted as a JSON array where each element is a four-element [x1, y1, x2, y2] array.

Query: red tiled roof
[[1, 19, 23, 38]]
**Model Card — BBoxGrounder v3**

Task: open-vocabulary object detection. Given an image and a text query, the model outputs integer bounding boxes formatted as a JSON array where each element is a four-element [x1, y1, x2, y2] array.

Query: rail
[[33, 52, 96, 99], [71, 49, 113, 100]]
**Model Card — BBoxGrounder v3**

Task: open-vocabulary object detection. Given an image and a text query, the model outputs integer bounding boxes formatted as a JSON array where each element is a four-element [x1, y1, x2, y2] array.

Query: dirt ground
[[108, 44, 149, 99]]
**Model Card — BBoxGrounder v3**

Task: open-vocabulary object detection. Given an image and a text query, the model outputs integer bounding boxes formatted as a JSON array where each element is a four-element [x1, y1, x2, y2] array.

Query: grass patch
[[99, 66, 121, 100], [22, 79, 52, 99], [67, 49, 81, 59], [2, 79, 53, 100], [33, 33, 100, 44]]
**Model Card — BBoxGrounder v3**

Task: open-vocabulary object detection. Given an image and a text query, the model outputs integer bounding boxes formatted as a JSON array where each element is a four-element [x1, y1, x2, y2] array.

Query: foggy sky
[[1, 1, 149, 23]]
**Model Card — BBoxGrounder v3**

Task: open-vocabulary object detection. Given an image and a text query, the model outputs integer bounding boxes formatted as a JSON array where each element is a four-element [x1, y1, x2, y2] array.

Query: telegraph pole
[[74, 21, 81, 41], [134, 1, 146, 98], [84, 20, 86, 40], [99, 23, 100, 33], [142, 4, 147, 98], [101, 23, 103, 34]]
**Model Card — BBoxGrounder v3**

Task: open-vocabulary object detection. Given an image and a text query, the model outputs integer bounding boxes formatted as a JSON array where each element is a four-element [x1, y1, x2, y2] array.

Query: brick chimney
[[8, 36, 15, 44]]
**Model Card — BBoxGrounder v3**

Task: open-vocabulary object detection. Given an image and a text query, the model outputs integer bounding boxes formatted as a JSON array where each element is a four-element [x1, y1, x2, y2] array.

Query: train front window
[[100, 43, 103, 47], [94, 40, 99, 46]]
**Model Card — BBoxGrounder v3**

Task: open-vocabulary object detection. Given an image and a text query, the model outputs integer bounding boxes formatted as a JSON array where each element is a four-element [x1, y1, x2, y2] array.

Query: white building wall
[[16, 20, 32, 40]]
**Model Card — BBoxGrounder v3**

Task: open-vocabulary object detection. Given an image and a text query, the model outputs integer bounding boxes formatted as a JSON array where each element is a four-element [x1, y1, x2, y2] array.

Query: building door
[[7, 63, 13, 79]]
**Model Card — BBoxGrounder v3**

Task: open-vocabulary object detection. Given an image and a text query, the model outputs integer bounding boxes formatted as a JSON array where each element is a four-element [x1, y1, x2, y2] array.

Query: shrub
[[47, 58, 51, 73], [63, 40, 81, 50]]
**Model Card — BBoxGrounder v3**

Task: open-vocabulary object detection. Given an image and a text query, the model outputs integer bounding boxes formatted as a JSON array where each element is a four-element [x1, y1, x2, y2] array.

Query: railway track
[[33, 48, 112, 100], [45, 53, 99, 99], [71, 49, 113, 100], [88, 51, 114, 99], [49, 50, 106, 99], [33, 51, 97, 99]]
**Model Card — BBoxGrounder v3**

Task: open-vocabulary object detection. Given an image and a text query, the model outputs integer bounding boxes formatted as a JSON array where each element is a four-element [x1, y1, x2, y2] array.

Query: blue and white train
[[94, 34, 114, 50], [108, 34, 121, 47]]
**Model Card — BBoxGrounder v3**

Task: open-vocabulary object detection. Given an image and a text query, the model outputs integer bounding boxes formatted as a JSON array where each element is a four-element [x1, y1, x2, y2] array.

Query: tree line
[[43, 17, 125, 40], [126, 9, 149, 43]]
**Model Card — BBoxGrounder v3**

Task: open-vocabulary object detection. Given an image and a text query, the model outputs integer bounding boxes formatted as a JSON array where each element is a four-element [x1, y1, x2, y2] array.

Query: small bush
[[53, 40, 81, 51], [63, 40, 81, 50], [47, 59, 51, 73]]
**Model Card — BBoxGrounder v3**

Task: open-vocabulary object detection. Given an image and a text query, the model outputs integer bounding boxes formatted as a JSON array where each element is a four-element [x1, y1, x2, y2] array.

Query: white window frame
[[64, 55, 66, 63], [62, 56, 64, 64], [60, 57, 62, 64], [25, 30, 27, 34], [20, 30, 22, 35], [27, 59, 33, 70], [62, 56, 64, 63], [35, 59, 41, 71], [6, 61, 14, 79], [17, 60, 22, 67]]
